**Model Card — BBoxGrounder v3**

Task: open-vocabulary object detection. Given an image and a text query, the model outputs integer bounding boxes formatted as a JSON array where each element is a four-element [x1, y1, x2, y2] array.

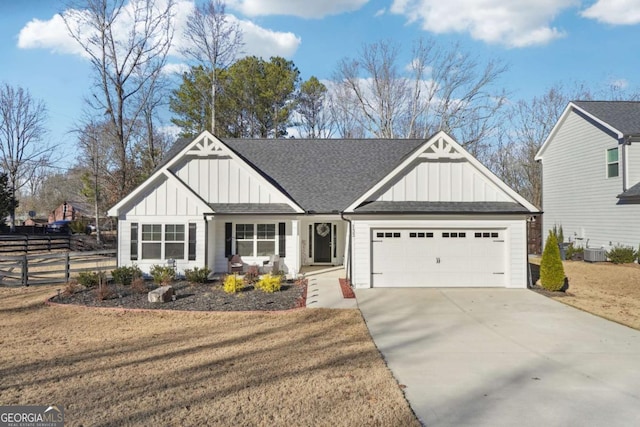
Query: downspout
[[340, 212, 353, 286], [621, 136, 628, 192]]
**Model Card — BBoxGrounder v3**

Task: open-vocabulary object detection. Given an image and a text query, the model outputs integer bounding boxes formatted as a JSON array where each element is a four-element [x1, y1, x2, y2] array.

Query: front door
[[313, 223, 332, 263]]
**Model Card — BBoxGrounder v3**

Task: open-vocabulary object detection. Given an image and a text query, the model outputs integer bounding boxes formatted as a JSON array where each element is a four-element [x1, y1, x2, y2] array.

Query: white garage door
[[371, 229, 506, 287]]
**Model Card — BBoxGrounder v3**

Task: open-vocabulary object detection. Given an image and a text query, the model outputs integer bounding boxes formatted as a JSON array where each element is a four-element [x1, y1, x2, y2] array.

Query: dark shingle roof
[[353, 201, 530, 214], [222, 138, 426, 213], [209, 203, 297, 214], [573, 101, 640, 136], [617, 181, 640, 200]]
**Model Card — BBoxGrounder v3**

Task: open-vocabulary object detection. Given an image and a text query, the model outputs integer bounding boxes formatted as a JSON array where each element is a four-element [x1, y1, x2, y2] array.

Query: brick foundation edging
[[338, 278, 356, 298]]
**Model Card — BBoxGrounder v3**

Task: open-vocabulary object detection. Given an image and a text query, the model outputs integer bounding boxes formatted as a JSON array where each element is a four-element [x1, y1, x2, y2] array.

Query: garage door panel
[[372, 228, 506, 288]]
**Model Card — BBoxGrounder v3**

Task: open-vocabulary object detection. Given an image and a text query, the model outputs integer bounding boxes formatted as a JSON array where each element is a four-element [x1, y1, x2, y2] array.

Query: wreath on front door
[[316, 223, 330, 237]]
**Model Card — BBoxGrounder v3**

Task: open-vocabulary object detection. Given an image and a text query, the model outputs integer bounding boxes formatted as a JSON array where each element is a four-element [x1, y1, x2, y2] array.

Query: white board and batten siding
[[115, 175, 208, 274], [173, 157, 291, 205], [376, 160, 512, 203], [350, 217, 527, 289], [540, 110, 640, 250]]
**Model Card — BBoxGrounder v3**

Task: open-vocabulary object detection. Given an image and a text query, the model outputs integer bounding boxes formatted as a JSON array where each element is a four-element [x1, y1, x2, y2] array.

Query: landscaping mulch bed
[[50, 280, 307, 311]]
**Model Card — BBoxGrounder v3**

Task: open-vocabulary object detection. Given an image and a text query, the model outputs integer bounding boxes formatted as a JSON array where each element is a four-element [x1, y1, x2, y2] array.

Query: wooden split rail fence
[[0, 250, 117, 287]]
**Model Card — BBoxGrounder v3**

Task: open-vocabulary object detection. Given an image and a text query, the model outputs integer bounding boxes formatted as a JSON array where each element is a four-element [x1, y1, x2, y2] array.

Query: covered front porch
[[205, 215, 347, 278]]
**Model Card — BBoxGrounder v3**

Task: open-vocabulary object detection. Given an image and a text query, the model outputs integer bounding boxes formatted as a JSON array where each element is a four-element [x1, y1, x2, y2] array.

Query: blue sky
[[1, 0, 640, 168]]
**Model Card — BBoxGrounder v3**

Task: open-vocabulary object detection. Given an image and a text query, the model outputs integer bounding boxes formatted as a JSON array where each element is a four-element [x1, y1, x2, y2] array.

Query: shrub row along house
[[535, 101, 640, 251], [107, 131, 539, 288]]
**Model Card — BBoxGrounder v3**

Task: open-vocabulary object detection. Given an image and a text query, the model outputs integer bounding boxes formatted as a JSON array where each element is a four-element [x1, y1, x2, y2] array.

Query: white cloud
[[227, 0, 369, 18], [390, 0, 578, 48], [17, 12, 86, 56], [374, 8, 386, 17], [162, 62, 191, 75], [18, 0, 300, 62], [581, 0, 640, 25]]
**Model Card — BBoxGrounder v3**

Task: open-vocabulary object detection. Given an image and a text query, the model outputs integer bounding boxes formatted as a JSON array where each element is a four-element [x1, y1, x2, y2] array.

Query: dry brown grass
[[531, 257, 640, 330], [0, 286, 419, 427]]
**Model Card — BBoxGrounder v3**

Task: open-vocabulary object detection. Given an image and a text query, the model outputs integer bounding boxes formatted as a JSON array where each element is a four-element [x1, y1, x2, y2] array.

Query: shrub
[[111, 265, 142, 286], [550, 224, 564, 244], [184, 266, 211, 284], [606, 244, 637, 264], [244, 265, 259, 283], [565, 244, 584, 261], [540, 232, 566, 291], [130, 277, 148, 294], [150, 265, 176, 284], [69, 220, 88, 234], [77, 271, 105, 288], [223, 274, 244, 294], [255, 273, 282, 293], [62, 279, 82, 296], [95, 282, 115, 301]]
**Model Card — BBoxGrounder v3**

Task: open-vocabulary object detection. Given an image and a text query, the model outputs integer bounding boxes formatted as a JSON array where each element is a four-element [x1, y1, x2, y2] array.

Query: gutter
[[340, 212, 353, 287]]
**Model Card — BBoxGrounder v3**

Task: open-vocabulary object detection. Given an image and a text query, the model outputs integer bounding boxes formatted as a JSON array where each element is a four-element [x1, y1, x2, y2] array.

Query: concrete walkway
[[303, 267, 357, 309], [356, 288, 640, 427]]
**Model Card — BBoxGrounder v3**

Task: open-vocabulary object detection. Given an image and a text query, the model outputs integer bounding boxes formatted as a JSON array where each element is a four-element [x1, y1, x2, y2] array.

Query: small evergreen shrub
[[69, 220, 87, 234], [223, 274, 244, 294], [540, 232, 566, 291], [606, 244, 637, 264], [111, 265, 142, 286], [77, 271, 105, 288], [150, 265, 176, 284], [565, 244, 584, 261], [184, 266, 211, 284], [244, 265, 259, 283], [255, 273, 282, 293], [550, 224, 564, 244]]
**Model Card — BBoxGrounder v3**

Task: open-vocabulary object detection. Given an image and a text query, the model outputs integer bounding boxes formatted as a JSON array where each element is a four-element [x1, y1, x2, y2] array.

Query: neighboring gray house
[[108, 131, 538, 288], [535, 101, 640, 250]]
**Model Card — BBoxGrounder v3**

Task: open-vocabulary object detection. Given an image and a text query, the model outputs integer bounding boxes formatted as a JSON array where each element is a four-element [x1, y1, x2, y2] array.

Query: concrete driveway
[[356, 288, 640, 427]]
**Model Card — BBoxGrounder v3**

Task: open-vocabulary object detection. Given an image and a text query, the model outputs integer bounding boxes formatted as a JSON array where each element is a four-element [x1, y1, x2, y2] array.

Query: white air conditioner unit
[[584, 248, 606, 262]]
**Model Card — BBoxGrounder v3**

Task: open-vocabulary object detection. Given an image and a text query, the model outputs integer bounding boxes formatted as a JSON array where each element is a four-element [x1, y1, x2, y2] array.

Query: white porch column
[[291, 219, 300, 277], [207, 218, 216, 272]]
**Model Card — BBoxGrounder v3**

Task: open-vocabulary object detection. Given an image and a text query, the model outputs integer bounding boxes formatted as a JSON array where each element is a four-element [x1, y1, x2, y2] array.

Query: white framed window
[[235, 223, 277, 256], [607, 147, 619, 178], [164, 224, 185, 259], [141, 224, 162, 259], [138, 224, 190, 260]]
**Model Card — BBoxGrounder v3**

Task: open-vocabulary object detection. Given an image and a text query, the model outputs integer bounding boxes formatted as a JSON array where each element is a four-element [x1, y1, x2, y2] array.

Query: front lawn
[[0, 286, 420, 426], [530, 257, 640, 330]]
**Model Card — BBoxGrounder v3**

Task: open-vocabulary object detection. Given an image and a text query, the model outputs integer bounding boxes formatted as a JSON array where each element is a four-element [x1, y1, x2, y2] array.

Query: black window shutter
[[130, 222, 138, 261], [188, 223, 197, 261], [278, 222, 286, 257], [225, 222, 232, 257]]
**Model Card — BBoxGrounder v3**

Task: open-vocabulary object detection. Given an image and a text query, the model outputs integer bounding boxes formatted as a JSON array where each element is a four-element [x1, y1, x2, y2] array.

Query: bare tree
[[495, 83, 593, 207], [74, 120, 113, 243], [0, 84, 51, 230], [63, 0, 175, 199], [181, 0, 243, 133], [332, 38, 507, 150]]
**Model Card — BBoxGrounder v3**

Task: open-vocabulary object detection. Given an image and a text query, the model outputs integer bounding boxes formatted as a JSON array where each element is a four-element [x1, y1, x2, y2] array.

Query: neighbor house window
[[141, 224, 162, 259], [140, 224, 187, 260], [236, 223, 278, 257], [607, 147, 619, 178]]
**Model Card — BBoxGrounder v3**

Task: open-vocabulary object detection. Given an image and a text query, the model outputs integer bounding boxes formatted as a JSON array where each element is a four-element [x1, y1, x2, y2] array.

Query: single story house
[[107, 131, 538, 288], [535, 101, 640, 251]]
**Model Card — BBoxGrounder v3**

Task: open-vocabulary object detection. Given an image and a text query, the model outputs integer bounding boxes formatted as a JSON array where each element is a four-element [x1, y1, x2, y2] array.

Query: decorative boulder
[[148, 285, 174, 303]]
